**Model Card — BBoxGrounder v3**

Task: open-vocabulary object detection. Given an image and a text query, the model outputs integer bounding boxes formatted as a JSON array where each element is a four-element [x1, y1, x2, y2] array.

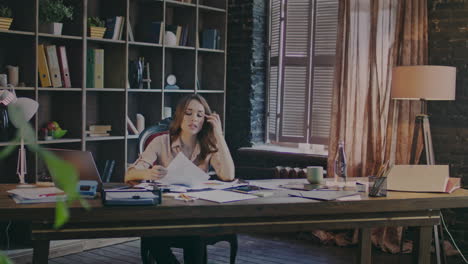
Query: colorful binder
[[57, 46, 71, 88], [37, 44, 52, 87], [45, 45, 63, 88]]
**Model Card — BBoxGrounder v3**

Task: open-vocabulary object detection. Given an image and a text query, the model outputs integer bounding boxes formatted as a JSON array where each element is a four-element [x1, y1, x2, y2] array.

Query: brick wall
[[225, 0, 266, 151], [428, 0, 467, 256]]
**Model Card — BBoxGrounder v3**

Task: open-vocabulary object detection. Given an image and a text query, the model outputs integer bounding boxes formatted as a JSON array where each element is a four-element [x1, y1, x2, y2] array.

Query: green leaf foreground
[[0, 251, 13, 264], [0, 104, 88, 230]]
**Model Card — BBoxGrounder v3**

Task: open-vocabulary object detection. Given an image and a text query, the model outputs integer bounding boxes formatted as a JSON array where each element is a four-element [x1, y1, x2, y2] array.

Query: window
[[267, 0, 338, 145]]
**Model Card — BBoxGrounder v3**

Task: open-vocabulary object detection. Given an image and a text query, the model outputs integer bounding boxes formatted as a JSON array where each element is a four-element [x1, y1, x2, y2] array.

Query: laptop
[[43, 148, 103, 190]]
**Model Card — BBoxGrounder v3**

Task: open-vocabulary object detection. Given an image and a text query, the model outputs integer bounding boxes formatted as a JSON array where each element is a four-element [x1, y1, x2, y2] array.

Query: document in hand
[[387, 165, 460, 193], [157, 152, 210, 188]]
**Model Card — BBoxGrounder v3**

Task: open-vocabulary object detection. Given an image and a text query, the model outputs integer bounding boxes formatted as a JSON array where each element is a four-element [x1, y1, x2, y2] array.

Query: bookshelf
[[0, 0, 227, 183]]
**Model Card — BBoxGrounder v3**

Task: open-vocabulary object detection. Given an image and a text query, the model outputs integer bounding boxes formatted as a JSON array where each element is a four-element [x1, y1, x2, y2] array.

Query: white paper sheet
[[248, 179, 308, 190], [188, 190, 258, 203], [157, 153, 210, 188]]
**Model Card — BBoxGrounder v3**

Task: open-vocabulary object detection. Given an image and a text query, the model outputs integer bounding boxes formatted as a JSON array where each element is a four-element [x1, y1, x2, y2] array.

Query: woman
[[125, 94, 235, 264], [125, 94, 235, 184]]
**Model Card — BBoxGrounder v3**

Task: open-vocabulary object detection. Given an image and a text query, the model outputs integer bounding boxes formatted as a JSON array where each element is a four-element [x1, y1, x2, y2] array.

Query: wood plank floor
[[49, 233, 464, 264]]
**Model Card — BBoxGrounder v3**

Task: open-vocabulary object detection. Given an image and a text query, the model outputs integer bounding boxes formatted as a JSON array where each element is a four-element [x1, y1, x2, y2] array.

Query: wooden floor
[[48, 233, 464, 264]]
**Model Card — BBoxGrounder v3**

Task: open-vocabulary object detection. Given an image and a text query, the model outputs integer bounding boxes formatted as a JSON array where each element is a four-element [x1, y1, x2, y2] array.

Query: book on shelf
[[94, 49, 104, 88], [149, 21, 163, 44], [86, 49, 95, 88], [104, 17, 115, 39], [38, 44, 52, 87], [201, 29, 220, 49], [104, 16, 124, 40], [89, 125, 112, 131], [119, 17, 125, 40], [45, 45, 63, 87], [57, 46, 71, 88], [126, 115, 139, 135], [86, 132, 110, 137], [179, 25, 189, 46], [128, 22, 135, 42]]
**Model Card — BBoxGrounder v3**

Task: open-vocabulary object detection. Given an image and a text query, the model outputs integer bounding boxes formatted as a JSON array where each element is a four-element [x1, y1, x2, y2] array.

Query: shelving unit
[[0, 0, 227, 183]]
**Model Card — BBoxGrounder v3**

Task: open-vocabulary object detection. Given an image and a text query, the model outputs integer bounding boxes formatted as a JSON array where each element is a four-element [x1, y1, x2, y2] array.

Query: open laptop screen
[[41, 148, 103, 190]]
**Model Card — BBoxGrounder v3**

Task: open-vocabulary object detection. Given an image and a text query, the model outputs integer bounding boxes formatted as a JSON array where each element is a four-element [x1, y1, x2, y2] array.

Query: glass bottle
[[334, 140, 347, 184]]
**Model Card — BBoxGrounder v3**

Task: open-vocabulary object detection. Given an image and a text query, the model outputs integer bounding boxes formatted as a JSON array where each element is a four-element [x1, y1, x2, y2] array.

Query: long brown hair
[[169, 94, 218, 162]]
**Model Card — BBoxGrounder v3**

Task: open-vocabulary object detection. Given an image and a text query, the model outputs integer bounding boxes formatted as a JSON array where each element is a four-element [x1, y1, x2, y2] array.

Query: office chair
[[138, 117, 238, 264]]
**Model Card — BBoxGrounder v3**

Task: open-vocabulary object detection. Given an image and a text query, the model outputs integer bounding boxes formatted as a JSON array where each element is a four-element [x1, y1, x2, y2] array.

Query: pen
[[39, 192, 65, 197], [179, 193, 194, 202]]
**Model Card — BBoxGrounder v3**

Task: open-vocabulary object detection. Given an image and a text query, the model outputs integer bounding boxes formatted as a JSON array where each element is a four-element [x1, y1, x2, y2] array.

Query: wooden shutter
[[278, 0, 312, 142], [309, 0, 338, 144], [267, 0, 282, 141]]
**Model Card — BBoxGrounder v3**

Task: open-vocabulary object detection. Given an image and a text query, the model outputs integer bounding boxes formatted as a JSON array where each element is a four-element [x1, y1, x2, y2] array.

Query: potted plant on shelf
[[88, 17, 106, 38], [39, 0, 73, 35], [0, 5, 13, 30]]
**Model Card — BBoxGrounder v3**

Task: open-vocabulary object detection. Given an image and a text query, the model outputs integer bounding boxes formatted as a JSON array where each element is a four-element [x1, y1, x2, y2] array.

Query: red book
[[57, 46, 71, 88]]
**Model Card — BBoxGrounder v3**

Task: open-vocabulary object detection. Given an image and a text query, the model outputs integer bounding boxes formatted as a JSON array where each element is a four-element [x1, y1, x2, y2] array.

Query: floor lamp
[[391, 65, 456, 264]]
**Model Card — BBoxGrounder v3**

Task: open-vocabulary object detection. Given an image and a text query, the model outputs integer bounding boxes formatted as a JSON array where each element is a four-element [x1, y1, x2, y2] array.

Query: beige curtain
[[323, 0, 427, 253], [384, 0, 427, 164], [328, 0, 402, 179]]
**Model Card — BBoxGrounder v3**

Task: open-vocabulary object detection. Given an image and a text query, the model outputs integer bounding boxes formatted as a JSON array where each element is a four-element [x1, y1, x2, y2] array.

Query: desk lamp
[[391, 65, 456, 165], [7, 97, 39, 184]]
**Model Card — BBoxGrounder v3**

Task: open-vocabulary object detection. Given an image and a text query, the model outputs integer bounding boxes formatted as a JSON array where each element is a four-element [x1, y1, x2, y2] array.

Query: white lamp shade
[[391, 65, 456, 100], [8, 97, 38, 127]]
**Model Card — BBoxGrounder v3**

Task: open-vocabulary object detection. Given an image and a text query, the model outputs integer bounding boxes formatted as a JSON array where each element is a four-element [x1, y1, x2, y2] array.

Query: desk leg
[[32, 240, 50, 264], [414, 226, 432, 264], [358, 228, 372, 264]]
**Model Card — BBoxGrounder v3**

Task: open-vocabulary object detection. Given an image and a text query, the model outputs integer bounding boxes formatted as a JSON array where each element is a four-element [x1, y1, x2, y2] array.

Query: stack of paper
[[7, 187, 66, 204]]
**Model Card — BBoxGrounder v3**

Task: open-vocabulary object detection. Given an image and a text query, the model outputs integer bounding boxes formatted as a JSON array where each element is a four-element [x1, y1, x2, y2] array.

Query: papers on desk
[[157, 153, 210, 188], [288, 190, 358, 201], [135, 180, 241, 192], [188, 190, 258, 203], [248, 179, 309, 190], [7, 187, 66, 204]]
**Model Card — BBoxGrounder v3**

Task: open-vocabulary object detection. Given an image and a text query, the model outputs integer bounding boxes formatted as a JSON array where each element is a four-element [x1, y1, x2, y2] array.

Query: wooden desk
[[1, 183, 468, 264]]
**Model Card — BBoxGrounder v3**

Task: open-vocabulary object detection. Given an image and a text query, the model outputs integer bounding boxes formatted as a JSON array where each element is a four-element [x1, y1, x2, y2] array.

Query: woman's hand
[[205, 112, 223, 137], [147, 165, 167, 180], [125, 165, 167, 184]]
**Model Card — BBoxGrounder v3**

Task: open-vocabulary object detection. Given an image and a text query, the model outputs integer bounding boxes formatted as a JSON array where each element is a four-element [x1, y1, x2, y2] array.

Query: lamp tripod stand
[[410, 100, 435, 165], [409, 100, 446, 264]]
